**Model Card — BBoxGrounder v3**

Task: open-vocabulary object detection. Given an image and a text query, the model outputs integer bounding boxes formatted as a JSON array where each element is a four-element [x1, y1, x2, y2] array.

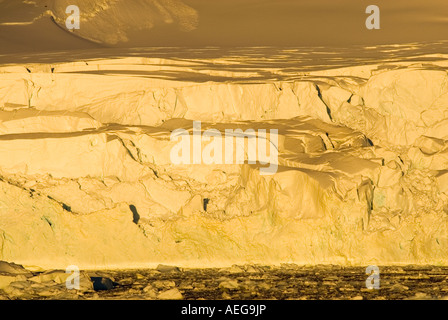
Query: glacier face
[[0, 46, 448, 270]]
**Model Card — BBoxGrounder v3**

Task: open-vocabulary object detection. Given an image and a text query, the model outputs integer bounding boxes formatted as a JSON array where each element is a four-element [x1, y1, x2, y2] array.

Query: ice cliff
[[0, 47, 448, 269]]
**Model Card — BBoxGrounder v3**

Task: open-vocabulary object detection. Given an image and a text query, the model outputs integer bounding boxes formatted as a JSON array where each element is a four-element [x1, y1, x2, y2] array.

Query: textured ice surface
[[1, 45, 448, 269]]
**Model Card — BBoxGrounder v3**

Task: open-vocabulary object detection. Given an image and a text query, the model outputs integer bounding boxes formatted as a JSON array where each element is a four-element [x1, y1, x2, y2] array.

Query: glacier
[[0, 45, 448, 270]]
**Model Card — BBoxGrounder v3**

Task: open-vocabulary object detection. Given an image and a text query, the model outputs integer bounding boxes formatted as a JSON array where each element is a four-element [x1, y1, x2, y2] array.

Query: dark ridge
[[130, 205, 140, 224], [203, 198, 210, 212]]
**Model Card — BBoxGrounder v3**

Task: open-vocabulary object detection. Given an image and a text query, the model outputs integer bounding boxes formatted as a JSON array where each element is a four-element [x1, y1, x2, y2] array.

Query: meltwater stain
[[203, 198, 210, 212], [130, 205, 140, 224]]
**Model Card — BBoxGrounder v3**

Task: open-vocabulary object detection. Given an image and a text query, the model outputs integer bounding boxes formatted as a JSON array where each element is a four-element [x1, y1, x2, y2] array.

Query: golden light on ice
[[0, 0, 447, 301]]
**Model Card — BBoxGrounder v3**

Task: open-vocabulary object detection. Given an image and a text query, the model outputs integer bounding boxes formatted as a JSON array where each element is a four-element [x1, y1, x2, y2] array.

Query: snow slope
[[1, 0, 448, 51], [47, 0, 199, 44], [1, 44, 448, 269]]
